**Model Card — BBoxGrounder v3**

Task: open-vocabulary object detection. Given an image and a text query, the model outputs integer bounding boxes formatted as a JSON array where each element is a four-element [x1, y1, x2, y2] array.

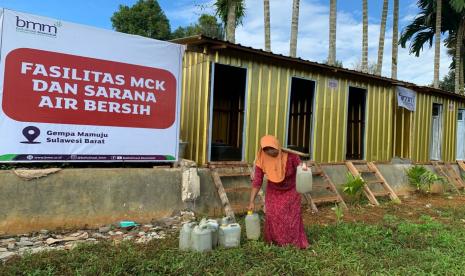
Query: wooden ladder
[[209, 162, 265, 221], [304, 162, 348, 213], [345, 161, 400, 206], [457, 160, 465, 173], [431, 162, 464, 194]]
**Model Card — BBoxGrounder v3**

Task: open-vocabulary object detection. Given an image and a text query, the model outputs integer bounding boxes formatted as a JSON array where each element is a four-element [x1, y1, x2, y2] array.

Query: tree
[[391, 0, 399, 79], [328, 0, 337, 65], [439, 69, 455, 92], [352, 59, 377, 74], [215, 0, 245, 43], [264, 0, 271, 52], [111, 0, 171, 40], [290, 0, 300, 57], [171, 14, 224, 39], [362, 0, 368, 73], [450, 0, 465, 93], [376, 0, 389, 75], [434, 0, 442, 88], [324, 59, 343, 68], [399, 0, 462, 92]]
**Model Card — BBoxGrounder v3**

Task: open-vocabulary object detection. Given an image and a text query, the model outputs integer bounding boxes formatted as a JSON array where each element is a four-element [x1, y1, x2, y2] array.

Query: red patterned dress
[[252, 153, 309, 249]]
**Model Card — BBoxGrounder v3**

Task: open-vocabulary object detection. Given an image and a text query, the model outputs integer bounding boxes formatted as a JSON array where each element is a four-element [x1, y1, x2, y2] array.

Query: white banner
[[0, 9, 184, 162], [396, 86, 416, 112]]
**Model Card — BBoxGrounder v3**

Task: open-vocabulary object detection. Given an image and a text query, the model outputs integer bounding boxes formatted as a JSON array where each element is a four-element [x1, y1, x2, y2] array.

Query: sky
[[0, 0, 451, 85]]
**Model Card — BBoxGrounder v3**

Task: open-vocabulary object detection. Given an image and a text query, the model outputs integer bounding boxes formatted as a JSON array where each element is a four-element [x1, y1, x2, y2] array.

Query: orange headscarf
[[255, 135, 288, 183]]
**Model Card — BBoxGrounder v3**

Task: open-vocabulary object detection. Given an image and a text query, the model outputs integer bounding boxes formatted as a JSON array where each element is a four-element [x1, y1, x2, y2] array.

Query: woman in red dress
[[248, 135, 309, 249]]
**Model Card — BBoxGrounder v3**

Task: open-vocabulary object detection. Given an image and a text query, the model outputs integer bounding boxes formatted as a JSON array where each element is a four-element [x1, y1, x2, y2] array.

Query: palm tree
[[328, 0, 337, 65], [215, 0, 246, 43], [400, 0, 462, 93], [376, 0, 389, 75], [362, 0, 368, 73], [433, 0, 442, 88], [226, 1, 237, 42], [264, 0, 271, 52], [450, 0, 465, 93], [290, 0, 300, 57], [391, 0, 399, 79]]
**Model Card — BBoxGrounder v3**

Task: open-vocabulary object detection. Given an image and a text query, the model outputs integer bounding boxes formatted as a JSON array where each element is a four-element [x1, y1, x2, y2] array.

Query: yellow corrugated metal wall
[[180, 51, 211, 164], [181, 49, 463, 164], [409, 94, 459, 162]]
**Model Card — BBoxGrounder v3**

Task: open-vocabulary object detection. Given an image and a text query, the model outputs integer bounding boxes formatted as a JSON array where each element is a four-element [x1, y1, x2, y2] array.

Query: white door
[[457, 109, 465, 160], [430, 104, 443, 160]]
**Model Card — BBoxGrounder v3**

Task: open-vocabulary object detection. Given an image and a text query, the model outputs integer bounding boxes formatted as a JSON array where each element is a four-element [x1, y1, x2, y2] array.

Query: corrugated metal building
[[174, 35, 465, 165]]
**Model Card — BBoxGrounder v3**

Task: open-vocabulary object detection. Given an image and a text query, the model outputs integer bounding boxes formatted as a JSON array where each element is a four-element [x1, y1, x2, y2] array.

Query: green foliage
[[214, 0, 246, 26], [399, 0, 464, 74], [450, 0, 465, 12], [406, 165, 444, 193], [323, 59, 344, 68], [399, 0, 460, 56], [111, 0, 171, 40], [333, 203, 344, 223], [171, 14, 224, 39], [4, 213, 465, 275], [343, 173, 365, 199], [439, 69, 455, 92]]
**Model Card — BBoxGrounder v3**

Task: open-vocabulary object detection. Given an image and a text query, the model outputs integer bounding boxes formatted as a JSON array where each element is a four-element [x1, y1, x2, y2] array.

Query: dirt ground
[[302, 194, 465, 226]]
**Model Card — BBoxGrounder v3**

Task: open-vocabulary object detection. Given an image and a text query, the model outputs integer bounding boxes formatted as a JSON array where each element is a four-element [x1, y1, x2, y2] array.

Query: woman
[[248, 135, 309, 249]]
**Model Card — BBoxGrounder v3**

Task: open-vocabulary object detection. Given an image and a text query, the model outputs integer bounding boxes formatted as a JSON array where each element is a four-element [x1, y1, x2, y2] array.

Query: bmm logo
[[16, 16, 61, 37]]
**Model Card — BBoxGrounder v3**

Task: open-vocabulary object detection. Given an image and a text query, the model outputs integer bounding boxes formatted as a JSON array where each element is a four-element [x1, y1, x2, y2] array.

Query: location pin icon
[[22, 126, 41, 144]]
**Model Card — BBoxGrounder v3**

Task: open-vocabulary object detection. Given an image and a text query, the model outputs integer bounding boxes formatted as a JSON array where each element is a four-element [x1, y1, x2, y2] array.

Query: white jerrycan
[[245, 211, 260, 240], [179, 222, 197, 251], [191, 224, 212, 252], [219, 223, 241, 248], [200, 219, 219, 248], [296, 162, 313, 194]]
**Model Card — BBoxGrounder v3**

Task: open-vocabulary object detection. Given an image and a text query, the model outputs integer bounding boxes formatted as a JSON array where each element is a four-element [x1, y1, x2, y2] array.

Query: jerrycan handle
[[301, 162, 308, 171], [229, 223, 240, 228]]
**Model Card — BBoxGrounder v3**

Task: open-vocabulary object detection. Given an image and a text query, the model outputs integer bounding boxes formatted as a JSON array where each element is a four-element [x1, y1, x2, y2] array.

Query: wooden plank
[[281, 148, 310, 157], [432, 162, 460, 194], [372, 191, 391, 197], [311, 196, 340, 204], [345, 162, 380, 206], [210, 168, 236, 221], [445, 163, 465, 189], [367, 162, 401, 202], [366, 180, 385, 185], [457, 160, 465, 172], [312, 163, 348, 210], [303, 193, 318, 213]]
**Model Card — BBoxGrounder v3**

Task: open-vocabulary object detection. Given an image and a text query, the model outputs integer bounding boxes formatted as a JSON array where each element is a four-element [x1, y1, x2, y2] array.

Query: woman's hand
[[248, 201, 255, 212]]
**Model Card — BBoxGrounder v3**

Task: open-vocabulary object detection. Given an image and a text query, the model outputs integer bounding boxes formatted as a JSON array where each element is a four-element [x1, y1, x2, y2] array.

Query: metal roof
[[172, 35, 465, 100]]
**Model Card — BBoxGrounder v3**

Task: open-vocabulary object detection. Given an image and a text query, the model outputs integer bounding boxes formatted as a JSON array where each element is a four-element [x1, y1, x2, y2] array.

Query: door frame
[[284, 76, 317, 159], [207, 62, 249, 162], [429, 103, 443, 161], [456, 108, 465, 160], [344, 85, 368, 160]]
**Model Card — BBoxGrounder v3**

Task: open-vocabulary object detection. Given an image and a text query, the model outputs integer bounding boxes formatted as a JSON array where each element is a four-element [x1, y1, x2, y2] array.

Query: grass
[[2, 210, 465, 276], [0, 201, 465, 275]]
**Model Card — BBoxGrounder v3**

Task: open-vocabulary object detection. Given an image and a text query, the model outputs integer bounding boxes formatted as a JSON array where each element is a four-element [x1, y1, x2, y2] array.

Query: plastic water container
[[219, 223, 241, 248], [296, 162, 313, 194], [191, 225, 212, 252], [220, 216, 233, 226], [179, 222, 196, 251], [245, 211, 260, 240], [201, 219, 219, 248]]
